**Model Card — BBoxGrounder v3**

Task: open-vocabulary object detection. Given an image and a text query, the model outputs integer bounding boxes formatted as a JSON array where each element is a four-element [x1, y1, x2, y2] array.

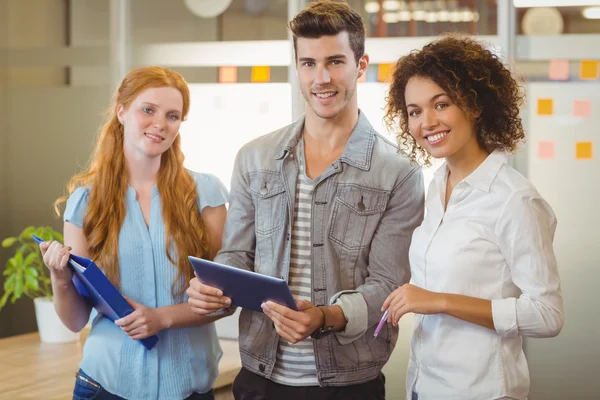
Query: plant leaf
[[1, 237, 17, 248], [3, 274, 15, 292], [24, 253, 38, 267], [25, 275, 39, 291], [19, 226, 36, 240], [13, 273, 23, 300], [0, 291, 10, 311], [5, 257, 17, 273], [25, 267, 39, 278]]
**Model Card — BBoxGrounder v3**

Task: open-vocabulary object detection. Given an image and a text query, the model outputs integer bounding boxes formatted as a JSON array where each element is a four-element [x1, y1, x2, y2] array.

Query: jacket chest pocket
[[248, 172, 287, 235], [329, 184, 389, 250]]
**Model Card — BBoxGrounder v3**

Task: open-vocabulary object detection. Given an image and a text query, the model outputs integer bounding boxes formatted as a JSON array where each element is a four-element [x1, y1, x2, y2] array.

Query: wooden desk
[[0, 332, 241, 400]]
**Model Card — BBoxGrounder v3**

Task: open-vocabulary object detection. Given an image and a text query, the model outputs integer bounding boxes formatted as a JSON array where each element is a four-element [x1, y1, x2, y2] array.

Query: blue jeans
[[412, 392, 418, 400], [73, 369, 214, 400]]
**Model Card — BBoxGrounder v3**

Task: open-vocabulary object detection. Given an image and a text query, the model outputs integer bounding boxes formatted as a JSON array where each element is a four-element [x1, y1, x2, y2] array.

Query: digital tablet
[[188, 256, 298, 312]]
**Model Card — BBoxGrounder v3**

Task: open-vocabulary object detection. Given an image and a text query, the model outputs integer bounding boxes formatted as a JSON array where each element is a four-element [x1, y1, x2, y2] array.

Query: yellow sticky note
[[549, 59, 569, 81], [251, 66, 270, 83], [580, 60, 599, 80], [537, 98, 553, 116], [537, 141, 555, 160], [218, 66, 237, 83], [573, 99, 591, 119], [576, 142, 593, 160], [377, 63, 393, 82]]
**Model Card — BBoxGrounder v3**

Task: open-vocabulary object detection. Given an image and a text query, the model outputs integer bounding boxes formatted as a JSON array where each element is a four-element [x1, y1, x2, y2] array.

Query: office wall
[[0, 0, 10, 338], [6, 0, 67, 87], [524, 82, 600, 399], [0, 0, 104, 337], [0, 87, 108, 338], [69, 0, 287, 86]]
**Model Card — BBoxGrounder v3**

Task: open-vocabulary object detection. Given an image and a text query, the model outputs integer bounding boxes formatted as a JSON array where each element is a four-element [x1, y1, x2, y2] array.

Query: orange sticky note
[[549, 59, 569, 81], [573, 99, 591, 119], [251, 66, 270, 83], [218, 66, 237, 83], [537, 141, 555, 160], [537, 98, 553, 116], [377, 64, 393, 82], [576, 142, 593, 160], [580, 60, 599, 80]]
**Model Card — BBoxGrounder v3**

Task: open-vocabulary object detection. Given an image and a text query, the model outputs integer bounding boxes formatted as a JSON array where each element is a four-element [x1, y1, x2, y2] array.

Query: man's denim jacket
[[214, 112, 425, 386]]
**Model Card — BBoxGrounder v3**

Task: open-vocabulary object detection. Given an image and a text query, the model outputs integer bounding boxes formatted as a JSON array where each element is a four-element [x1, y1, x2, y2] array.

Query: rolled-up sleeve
[[492, 189, 564, 338], [330, 291, 368, 345], [331, 167, 424, 344]]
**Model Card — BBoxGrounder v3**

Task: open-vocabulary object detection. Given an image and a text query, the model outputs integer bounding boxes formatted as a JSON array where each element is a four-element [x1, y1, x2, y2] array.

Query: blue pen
[[373, 309, 390, 340]]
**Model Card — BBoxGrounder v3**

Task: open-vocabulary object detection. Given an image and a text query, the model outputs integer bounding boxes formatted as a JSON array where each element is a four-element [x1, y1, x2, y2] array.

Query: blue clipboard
[[188, 255, 298, 312], [32, 234, 159, 350]]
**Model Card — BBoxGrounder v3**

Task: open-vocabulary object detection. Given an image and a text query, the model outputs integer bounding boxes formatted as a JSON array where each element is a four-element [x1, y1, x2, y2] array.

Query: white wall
[[524, 82, 600, 399]]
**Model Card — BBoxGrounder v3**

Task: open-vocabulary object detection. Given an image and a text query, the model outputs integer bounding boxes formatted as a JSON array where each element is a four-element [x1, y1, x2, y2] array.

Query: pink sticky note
[[573, 99, 591, 119], [537, 141, 555, 160], [549, 59, 569, 81]]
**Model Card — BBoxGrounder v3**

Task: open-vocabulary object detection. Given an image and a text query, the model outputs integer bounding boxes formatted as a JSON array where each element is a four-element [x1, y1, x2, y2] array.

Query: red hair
[[56, 66, 211, 297]]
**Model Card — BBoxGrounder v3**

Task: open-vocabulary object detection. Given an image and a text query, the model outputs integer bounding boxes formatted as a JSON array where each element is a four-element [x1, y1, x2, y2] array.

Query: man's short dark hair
[[289, 1, 366, 65]]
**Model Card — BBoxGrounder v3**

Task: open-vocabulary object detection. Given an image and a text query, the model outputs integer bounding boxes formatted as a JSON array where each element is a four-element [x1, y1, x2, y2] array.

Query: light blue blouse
[[64, 172, 228, 400]]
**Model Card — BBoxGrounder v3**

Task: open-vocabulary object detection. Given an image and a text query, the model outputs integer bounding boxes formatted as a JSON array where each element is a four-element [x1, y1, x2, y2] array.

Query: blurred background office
[[0, 1, 598, 399]]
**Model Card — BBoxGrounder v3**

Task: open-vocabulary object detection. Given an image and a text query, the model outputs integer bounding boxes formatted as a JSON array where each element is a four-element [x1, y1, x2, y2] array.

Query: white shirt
[[406, 151, 564, 400]]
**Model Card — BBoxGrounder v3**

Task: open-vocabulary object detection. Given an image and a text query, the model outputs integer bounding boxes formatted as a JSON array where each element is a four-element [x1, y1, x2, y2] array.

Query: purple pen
[[373, 309, 390, 340]]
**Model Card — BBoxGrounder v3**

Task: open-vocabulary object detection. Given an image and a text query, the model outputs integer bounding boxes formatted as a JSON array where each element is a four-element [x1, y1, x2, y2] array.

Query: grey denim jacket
[[214, 111, 425, 386]]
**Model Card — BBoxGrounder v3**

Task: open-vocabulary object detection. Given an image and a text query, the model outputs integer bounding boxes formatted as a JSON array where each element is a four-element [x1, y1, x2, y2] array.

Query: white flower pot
[[33, 297, 78, 344]]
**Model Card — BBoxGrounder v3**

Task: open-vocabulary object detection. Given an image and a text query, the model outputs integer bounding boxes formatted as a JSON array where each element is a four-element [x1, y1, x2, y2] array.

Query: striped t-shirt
[[270, 139, 319, 386]]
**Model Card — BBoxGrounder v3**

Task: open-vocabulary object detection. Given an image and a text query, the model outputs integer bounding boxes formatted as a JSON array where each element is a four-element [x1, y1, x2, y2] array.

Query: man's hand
[[115, 297, 168, 340], [261, 300, 324, 344], [187, 275, 232, 315]]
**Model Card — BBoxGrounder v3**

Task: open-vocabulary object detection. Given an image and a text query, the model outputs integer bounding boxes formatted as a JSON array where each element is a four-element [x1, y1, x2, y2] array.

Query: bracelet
[[316, 306, 327, 329]]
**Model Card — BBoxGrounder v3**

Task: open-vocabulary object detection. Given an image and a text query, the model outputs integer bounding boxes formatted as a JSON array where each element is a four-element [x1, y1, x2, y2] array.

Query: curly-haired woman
[[382, 34, 564, 400]]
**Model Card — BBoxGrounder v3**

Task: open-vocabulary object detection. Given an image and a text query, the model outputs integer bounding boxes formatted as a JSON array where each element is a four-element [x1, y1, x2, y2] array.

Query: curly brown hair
[[384, 33, 525, 166]]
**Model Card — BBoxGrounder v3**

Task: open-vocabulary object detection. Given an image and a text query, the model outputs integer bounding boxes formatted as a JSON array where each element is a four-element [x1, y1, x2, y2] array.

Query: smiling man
[[186, 2, 425, 399]]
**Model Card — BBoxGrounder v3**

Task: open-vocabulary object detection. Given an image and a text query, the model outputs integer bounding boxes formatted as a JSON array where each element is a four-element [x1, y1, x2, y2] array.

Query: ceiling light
[[383, 12, 399, 23], [397, 11, 412, 21], [383, 1, 400, 11], [438, 10, 450, 21], [413, 10, 427, 20], [449, 10, 462, 22], [425, 12, 439, 23], [583, 6, 600, 18], [460, 10, 474, 22], [365, 1, 380, 13], [514, 0, 600, 7]]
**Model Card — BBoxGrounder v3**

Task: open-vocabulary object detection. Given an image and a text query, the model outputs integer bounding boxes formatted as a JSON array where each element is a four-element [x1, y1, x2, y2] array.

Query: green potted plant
[[1, 225, 78, 343]]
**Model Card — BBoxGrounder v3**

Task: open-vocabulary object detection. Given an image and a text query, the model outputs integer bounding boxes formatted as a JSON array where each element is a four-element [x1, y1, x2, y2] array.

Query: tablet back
[[188, 256, 298, 312]]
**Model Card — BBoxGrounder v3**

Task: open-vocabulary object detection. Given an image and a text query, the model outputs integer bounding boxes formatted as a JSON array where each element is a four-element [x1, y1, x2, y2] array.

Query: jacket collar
[[274, 110, 376, 171]]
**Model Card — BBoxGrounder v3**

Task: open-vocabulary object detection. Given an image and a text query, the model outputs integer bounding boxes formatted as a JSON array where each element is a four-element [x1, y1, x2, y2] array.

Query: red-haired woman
[[39, 66, 229, 400]]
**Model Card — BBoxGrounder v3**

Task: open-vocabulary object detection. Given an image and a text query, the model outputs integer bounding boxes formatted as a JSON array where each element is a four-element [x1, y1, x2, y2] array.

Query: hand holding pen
[[380, 283, 446, 329], [372, 309, 390, 340]]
